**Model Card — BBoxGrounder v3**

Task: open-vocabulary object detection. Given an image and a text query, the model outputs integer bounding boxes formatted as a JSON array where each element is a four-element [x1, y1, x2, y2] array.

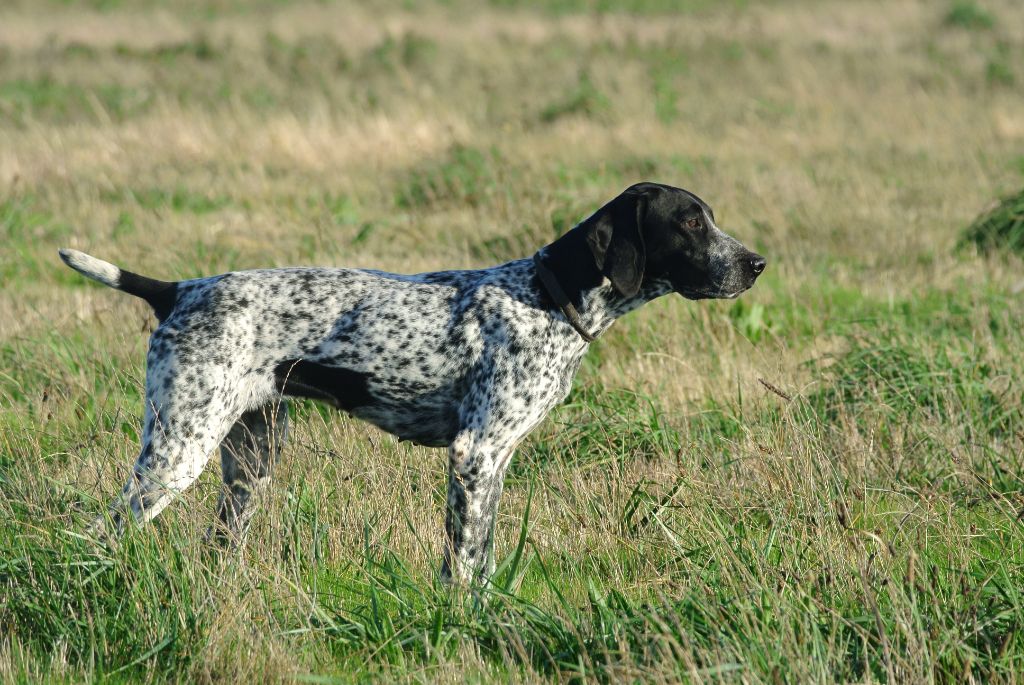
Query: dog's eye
[[685, 217, 701, 229]]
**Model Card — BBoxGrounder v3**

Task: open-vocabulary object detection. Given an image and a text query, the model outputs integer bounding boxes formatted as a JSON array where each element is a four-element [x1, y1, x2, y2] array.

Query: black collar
[[533, 253, 597, 343]]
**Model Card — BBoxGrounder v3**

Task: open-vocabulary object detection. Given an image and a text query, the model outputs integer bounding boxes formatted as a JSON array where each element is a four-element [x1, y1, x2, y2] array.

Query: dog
[[59, 182, 766, 584]]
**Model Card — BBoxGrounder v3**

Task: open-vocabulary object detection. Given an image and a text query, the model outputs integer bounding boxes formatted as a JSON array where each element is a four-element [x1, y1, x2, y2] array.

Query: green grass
[[3, 0, 1024, 681], [101, 187, 234, 214], [944, 1, 996, 30], [4, 415, 1022, 681], [4, 291, 1022, 681], [0, 77, 153, 125], [539, 72, 611, 123], [395, 145, 504, 209], [960, 187, 1024, 256]]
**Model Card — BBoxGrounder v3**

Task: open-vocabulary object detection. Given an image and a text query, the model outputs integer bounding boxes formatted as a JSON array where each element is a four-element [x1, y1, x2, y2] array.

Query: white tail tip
[[58, 248, 121, 288]]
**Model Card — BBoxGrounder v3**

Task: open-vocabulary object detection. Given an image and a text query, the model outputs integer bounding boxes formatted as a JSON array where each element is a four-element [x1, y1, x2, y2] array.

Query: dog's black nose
[[749, 255, 767, 275]]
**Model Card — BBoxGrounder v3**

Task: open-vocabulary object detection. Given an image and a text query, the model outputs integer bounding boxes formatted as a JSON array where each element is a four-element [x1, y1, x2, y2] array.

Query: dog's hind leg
[[89, 350, 261, 540], [92, 407, 239, 540], [212, 400, 289, 544]]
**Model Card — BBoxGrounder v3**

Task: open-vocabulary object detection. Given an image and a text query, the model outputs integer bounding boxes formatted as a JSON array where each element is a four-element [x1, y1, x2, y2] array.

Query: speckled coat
[[59, 182, 766, 583]]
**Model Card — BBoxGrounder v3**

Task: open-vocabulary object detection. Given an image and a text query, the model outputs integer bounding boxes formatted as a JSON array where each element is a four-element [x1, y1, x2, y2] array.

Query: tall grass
[[2, 0, 1024, 681]]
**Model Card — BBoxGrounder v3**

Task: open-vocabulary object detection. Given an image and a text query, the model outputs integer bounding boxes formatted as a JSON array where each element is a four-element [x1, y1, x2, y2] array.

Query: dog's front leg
[[441, 434, 514, 586]]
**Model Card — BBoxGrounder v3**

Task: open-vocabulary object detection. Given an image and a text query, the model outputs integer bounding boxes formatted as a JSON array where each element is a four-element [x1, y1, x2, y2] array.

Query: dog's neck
[[573, 278, 673, 338], [537, 225, 673, 341]]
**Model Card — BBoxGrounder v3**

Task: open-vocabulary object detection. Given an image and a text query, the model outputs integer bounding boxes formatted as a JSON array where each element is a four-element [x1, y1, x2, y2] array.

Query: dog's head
[[578, 182, 766, 300]]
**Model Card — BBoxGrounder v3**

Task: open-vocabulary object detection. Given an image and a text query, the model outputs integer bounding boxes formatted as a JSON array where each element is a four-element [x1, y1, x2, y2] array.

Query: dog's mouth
[[675, 254, 766, 301], [677, 284, 751, 301]]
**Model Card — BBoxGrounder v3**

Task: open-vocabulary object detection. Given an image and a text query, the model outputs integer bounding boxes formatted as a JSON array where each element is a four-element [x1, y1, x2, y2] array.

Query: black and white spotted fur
[[59, 182, 766, 584]]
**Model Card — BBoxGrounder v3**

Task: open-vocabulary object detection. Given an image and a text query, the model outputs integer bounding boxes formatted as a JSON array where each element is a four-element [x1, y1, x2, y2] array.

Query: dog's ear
[[583, 187, 649, 298]]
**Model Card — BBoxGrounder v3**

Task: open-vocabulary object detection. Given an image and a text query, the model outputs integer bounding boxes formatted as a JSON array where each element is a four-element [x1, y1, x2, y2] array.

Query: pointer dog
[[60, 182, 766, 583]]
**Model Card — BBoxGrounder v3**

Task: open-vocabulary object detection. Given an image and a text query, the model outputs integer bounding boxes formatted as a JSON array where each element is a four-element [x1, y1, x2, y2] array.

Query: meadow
[[1, 0, 1023, 681]]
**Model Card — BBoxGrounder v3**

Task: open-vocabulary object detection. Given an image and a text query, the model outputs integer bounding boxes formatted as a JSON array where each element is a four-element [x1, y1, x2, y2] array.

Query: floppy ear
[[583, 188, 648, 298]]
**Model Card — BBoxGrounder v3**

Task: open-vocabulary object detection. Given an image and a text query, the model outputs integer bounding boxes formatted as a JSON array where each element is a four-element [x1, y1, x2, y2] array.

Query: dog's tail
[[58, 248, 178, 321]]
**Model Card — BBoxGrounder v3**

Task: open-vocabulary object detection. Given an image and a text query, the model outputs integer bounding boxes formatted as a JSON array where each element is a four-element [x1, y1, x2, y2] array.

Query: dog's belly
[[273, 357, 461, 447], [351, 397, 459, 447]]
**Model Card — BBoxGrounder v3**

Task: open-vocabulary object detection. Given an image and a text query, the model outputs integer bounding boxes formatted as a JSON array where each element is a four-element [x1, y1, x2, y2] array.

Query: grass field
[[2, 0, 1024, 681]]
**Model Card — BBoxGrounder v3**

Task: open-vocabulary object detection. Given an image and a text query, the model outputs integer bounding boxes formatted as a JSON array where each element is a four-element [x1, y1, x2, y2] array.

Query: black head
[[549, 182, 766, 302]]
